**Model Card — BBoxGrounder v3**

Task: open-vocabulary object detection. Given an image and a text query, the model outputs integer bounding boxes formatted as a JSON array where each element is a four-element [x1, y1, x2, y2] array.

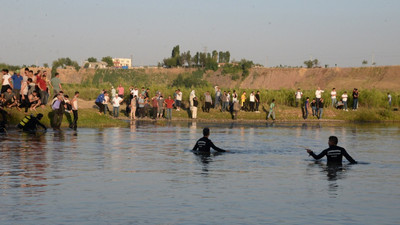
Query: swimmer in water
[[306, 136, 357, 165], [192, 128, 228, 153]]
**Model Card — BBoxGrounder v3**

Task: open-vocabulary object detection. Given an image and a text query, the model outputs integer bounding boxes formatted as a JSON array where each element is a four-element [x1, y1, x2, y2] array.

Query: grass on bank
[[4, 103, 399, 129], [5, 107, 127, 128]]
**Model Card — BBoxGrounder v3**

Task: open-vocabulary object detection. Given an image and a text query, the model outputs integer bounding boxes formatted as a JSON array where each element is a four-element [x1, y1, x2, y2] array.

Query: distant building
[[84, 61, 108, 69], [112, 58, 132, 68]]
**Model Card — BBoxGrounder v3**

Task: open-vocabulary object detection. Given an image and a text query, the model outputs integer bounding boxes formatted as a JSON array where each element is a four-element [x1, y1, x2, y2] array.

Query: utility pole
[[371, 53, 375, 66]]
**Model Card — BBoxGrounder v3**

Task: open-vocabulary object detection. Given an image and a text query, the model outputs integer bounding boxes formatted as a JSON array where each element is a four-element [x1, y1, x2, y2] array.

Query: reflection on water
[[1, 122, 400, 225]]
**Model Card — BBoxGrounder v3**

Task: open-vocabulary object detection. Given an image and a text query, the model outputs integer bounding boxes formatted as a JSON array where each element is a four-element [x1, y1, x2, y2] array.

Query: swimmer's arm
[[342, 149, 357, 164], [192, 142, 199, 151], [306, 149, 326, 160], [210, 140, 227, 152]]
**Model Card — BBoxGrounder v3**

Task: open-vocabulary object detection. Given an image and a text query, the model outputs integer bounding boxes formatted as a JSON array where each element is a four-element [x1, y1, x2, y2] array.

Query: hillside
[[15, 65, 400, 91]]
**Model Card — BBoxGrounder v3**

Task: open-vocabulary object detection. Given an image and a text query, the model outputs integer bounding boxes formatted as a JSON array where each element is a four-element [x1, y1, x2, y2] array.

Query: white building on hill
[[112, 58, 132, 68]]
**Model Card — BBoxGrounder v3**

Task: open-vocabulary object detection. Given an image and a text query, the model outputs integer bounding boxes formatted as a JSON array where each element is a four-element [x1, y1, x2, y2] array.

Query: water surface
[[1, 122, 399, 225]]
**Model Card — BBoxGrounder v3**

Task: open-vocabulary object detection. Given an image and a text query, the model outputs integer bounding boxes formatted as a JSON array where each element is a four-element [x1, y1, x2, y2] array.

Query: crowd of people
[[90, 84, 379, 122], [1, 68, 79, 131], [1, 67, 396, 132], [299, 87, 363, 120]]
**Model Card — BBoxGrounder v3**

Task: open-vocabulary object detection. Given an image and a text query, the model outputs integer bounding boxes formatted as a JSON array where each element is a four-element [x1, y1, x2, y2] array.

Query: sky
[[1, 0, 400, 67]]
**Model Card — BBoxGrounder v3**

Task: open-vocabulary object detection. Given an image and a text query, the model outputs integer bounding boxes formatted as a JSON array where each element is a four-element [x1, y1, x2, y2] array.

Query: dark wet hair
[[75, 91, 79, 95], [329, 136, 338, 145], [2, 69, 9, 73], [37, 113, 43, 119], [203, 127, 210, 136]]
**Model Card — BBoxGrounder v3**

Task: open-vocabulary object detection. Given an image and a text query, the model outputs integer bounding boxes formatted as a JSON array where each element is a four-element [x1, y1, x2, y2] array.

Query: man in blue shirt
[[95, 91, 106, 114], [11, 69, 23, 101]]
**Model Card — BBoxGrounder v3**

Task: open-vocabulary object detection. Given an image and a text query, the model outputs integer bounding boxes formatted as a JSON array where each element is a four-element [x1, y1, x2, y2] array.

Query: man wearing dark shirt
[[193, 128, 227, 153], [306, 136, 357, 165], [18, 113, 47, 132]]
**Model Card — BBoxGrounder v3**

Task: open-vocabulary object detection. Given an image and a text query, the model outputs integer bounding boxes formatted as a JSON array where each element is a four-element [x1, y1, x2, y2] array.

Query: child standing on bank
[[267, 99, 276, 120]]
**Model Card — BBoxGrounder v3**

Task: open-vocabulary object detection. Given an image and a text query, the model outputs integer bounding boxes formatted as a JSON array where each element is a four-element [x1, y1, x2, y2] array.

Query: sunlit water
[[1, 121, 399, 225]]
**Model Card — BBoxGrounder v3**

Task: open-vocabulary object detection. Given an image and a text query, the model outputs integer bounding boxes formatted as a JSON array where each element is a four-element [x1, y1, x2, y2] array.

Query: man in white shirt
[[133, 87, 139, 99], [295, 88, 303, 107], [176, 89, 182, 111], [1, 69, 13, 94], [112, 95, 123, 118], [331, 88, 337, 107], [315, 87, 324, 103], [249, 91, 256, 112], [341, 91, 348, 111]]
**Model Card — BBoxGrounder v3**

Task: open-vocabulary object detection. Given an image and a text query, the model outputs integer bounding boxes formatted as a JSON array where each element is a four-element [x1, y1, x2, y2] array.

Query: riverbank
[[4, 104, 399, 129]]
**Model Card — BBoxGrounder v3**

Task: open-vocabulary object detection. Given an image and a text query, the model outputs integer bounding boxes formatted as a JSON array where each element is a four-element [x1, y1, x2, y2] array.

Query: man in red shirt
[[164, 95, 175, 120], [37, 73, 48, 107]]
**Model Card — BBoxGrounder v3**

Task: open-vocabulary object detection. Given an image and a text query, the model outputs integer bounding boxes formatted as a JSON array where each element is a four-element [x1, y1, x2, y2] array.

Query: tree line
[[162, 45, 231, 71]]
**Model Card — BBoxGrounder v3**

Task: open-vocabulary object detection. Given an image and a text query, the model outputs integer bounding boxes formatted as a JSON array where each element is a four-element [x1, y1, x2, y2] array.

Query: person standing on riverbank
[[130, 95, 137, 120], [221, 91, 228, 112], [331, 88, 337, 107], [388, 93, 392, 108], [315, 87, 324, 103], [255, 91, 260, 112], [50, 73, 62, 96], [304, 97, 310, 119], [204, 92, 212, 113], [112, 94, 123, 118], [215, 86, 221, 109], [192, 97, 198, 119], [295, 88, 303, 107], [317, 98, 324, 119], [51, 93, 66, 129], [249, 91, 255, 112], [70, 91, 79, 129], [310, 98, 317, 116], [233, 100, 240, 120], [117, 84, 124, 99], [11, 70, 23, 102], [151, 94, 159, 119], [241, 91, 246, 110], [352, 88, 359, 110], [165, 95, 174, 120], [189, 90, 196, 108], [176, 89, 182, 111], [1, 69, 13, 94], [95, 91, 105, 114], [341, 91, 348, 111], [157, 95, 164, 118], [267, 99, 276, 120], [306, 136, 357, 165]]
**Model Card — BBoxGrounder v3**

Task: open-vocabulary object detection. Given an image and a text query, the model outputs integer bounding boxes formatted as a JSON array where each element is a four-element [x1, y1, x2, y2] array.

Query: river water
[[0, 121, 399, 225]]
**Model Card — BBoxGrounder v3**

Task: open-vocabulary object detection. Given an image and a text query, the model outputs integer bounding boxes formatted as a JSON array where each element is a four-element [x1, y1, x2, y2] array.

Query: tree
[[172, 45, 180, 58], [225, 51, 230, 63], [88, 57, 97, 62], [304, 60, 313, 68], [239, 59, 254, 78], [313, 59, 319, 67], [192, 52, 200, 66], [101, 56, 114, 67], [362, 60, 368, 65], [43, 63, 49, 68], [199, 52, 206, 67], [51, 57, 80, 75], [181, 51, 191, 67], [304, 59, 320, 68], [212, 50, 218, 62]]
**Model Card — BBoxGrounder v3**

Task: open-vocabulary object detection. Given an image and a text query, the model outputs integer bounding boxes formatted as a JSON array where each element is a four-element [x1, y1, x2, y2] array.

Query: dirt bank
[[15, 65, 400, 91]]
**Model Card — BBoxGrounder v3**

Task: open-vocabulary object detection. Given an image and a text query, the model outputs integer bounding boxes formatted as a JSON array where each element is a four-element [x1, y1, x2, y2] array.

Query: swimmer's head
[[328, 136, 338, 146], [203, 127, 210, 137], [37, 113, 44, 120]]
